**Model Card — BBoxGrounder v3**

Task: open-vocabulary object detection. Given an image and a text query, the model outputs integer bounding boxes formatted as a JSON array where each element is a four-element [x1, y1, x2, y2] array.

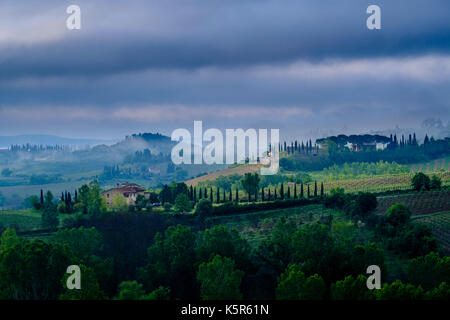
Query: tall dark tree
[[210, 188, 213, 202], [204, 188, 207, 199], [307, 184, 310, 198], [217, 188, 220, 204], [320, 182, 324, 196], [194, 187, 197, 202], [74, 190, 78, 203], [40, 189, 44, 206], [300, 183, 304, 198], [229, 188, 232, 202], [280, 183, 284, 200], [287, 186, 291, 199], [268, 188, 271, 201], [199, 187, 202, 199], [235, 189, 239, 203], [190, 185, 193, 200], [294, 184, 297, 199], [314, 181, 317, 197], [274, 188, 277, 199], [262, 187, 265, 202]]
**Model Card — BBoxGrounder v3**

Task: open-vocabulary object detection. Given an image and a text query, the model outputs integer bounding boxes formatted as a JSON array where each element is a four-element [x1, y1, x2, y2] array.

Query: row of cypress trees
[[187, 182, 325, 204]]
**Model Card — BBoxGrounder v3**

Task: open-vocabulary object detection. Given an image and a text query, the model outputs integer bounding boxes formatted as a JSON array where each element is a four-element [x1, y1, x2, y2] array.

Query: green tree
[[194, 199, 213, 219], [77, 181, 106, 214], [257, 217, 296, 273], [375, 280, 424, 300], [241, 173, 260, 201], [423, 282, 450, 300], [430, 175, 442, 190], [291, 223, 346, 282], [112, 194, 128, 212], [276, 264, 326, 300], [142, 225, 197, 299], [0, 229, 72, 299], [407, 252, 450, 290], [115, 280, 146, 300], [331, 275, 374, 300], [42, 205, 59, 230], [385, 203, 411, 227], [60, 264, 104, 300], [411, 172, 430, 191], [196, 225, 251, 270], [135, 194, 147, 211], [174, 193, 191, 213], [197, 255, 244, 300], [52, 227, 103, 265], [142, 286, 171, 300]]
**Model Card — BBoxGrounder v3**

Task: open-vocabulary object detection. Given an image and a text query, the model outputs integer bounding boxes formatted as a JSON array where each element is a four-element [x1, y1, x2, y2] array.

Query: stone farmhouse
[[102, 182, 149, 207]]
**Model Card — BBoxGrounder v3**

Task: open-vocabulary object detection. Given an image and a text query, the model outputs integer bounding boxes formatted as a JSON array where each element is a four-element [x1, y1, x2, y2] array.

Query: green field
[[0, 209, 71, 232]]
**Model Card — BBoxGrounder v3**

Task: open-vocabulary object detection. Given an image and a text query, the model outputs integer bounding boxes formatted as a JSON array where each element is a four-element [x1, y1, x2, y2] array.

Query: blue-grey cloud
[[0, 0, 449, 139]]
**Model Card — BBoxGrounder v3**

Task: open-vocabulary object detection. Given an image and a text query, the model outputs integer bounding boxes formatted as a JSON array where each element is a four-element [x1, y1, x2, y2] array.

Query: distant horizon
[[1, 118, 448, 146]]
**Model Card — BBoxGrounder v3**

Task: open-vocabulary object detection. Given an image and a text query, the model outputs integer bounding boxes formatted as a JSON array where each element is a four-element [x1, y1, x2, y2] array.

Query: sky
[[0, 0, 449, 140]]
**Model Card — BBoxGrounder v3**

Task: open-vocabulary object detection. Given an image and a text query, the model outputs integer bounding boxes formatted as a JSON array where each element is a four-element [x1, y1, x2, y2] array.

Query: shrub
[[194, 199, 213, 219], [411, 172, 430, 191]]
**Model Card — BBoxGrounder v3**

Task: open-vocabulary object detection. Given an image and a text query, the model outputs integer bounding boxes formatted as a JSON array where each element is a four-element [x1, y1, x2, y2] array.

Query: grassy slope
[[0, 209, 71, 232]]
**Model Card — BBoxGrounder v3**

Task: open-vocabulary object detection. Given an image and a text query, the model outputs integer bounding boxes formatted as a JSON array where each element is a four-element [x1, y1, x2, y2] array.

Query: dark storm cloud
[[0, 0, 449, 139], [0, 0, 449, 79]]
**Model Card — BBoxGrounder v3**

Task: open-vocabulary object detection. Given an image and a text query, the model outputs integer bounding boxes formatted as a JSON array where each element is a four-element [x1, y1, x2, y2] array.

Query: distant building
[[102, 182, 149, 207]]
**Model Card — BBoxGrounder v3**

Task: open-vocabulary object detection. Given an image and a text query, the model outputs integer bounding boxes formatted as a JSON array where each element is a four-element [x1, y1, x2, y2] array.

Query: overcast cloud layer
[[0, 0, 449, 140]]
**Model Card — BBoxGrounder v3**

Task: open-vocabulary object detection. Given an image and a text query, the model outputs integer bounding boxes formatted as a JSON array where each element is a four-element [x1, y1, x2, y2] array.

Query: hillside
[[185, 164, 262, 186]]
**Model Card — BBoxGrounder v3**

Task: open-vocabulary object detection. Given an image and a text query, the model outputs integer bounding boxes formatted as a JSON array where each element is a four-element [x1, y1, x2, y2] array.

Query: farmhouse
[[102, 182, 149, 207]]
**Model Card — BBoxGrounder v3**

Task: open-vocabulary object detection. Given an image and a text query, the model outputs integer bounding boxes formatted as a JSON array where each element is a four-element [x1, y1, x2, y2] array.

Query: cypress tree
[[254, 188, 258, 202], [236, 188, 239, 203], [320, 182, 324, 196], [268, 188, 271, 201], [287, 186, 290, 199], [307, 184, 310, 198], [294, 184, 297, 198], [61, 192, 64, 203], [229, 188, 232, 202], [223, 188, 226, 202], [194, 187, 197, 202], [262, 187, 265, 202], [314, 181, 317, 197], [280, 183, 284, 200], [40, 189, 44, 205], [217, 188, 220, 203], [204, 188, 207, 199], [74, 190, 78, 203], [210, 188, 213, 202], [274, 188, 277, 199], [199, 187, 202, 199], [300, 183, 304, 198], [190, 185, 193, 200]]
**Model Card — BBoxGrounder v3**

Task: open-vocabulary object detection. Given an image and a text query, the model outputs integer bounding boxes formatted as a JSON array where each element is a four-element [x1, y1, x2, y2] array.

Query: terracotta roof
[[102, 183, 145, 194]]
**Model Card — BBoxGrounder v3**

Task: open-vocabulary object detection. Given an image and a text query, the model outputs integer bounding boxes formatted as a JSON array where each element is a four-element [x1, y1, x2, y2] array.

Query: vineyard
[[208, 204, 340, 246], [374, 190, 450, 216], [320, 171, 450, 194], [410, 157, 450, 173], [413, 212, 450, 254]]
